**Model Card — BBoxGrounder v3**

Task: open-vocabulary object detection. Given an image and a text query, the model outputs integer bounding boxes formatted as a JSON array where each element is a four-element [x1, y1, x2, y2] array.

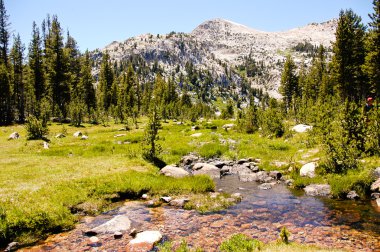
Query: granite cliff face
[[95, 18, 337, 98]]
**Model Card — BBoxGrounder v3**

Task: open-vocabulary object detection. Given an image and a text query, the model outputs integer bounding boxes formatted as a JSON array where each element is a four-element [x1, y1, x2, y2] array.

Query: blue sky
[[7, 0, 373, 52]]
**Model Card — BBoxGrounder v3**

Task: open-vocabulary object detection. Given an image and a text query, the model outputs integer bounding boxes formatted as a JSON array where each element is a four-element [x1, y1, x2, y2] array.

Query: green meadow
[[0, 119, 378, 246]]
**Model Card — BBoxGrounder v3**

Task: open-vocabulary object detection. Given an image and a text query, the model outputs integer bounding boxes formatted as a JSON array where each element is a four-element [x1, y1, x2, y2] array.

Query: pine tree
[[0, 0, 11, 125], [0, 0, 9, 65], [97, 51, 114, 111], [65, 31, 81, 98], [10, 34, 25, 123], [364, 0, 380, 97], [79, 50, 96, 114], [28, 22, 45, 113], [44, 15, 69, 118], [280, 55, 298, 112], [0, 62, 10, 125], [331, 9, 366, 103]]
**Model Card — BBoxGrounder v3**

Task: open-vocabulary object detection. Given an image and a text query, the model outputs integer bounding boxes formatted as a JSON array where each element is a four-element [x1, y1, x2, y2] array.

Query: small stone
[[43, 141, 49, 149], [258, 183, 272, 190], [55, 133, 65, 138], [169, 198, 189, 208], [114, 134, 126, 138], [81, 135, 89, 140], [347, 190, 359, 200], [371, 192, 380, 199], [191, 125, 200, 130], [8, 132, 19, 140], [372, 167, 380, 179], [190, 133, 202, 137], [141, 194, 149, 199], [160, 196, 172, 203], [88, 236, 100, 247], [371, 178, 380, 192], [285, 179, 294, 186], [5, 242, 19, 252], [73, 131, 82, 137], [376, 198, 380, 207], [269, 170, 282, 180], [114, 231, 123, 239], [129, 228, 138, 237]]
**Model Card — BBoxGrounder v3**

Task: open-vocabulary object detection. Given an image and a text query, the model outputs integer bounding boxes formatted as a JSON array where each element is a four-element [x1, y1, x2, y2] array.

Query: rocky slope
[[95, 18, 337, 98]]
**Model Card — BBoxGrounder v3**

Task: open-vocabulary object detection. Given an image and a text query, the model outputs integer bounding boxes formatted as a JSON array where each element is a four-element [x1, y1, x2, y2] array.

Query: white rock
[[8, 132, 19, 140], [304, 184, 331, 197], [73, 131, 82, 137], [376, 198, 380, 207], [300, 162, 317, 178], [190, 133, 202, 137], [81, 135, 89, 140], [160, 196, 172, 203], [222, 123, 235, 130], [292, 124, 313, 133], [55, 133, 65, 138], [160, 165, 190, 178], [129, 230, 162, 245], [43, 141, 49, 149]]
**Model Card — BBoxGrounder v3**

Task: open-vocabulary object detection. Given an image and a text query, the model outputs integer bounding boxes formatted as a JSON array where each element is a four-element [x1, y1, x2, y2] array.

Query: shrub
[[279, 227, 291, 244], [260, 108, 285, 138], [220, 234, 262, 252], [24, 116, 49, 140]]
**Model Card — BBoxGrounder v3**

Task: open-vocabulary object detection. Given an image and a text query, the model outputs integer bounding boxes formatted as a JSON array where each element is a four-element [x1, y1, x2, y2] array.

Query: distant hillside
[[92, 18, 337, 98]]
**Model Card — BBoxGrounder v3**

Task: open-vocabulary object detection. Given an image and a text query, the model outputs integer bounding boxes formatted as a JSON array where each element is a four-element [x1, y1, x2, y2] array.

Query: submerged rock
[[258, 183, 272, 190], [89, 215, 131, 234]]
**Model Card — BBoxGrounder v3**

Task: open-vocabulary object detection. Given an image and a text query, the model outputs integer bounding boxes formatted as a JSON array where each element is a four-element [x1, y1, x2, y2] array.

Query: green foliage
[[322, 101, 365, 173], [142, 75, 163, 164], [220, 99, 235, 119], [68, 98, 86, 127], [220, 234, 263, 252], [326, 169, 373, 198], [280, 55, 298, 112], [330, 9, 367, 102], [24, 115, 48, 140], [260, 107, 285, 138]]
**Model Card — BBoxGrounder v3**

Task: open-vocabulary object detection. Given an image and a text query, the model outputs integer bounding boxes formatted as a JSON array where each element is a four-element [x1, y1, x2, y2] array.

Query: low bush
[[220, 234, 263, 252]]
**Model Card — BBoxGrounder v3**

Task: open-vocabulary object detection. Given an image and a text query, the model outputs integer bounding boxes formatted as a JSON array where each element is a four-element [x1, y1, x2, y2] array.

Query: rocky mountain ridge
[[96, 18, 337, 98]]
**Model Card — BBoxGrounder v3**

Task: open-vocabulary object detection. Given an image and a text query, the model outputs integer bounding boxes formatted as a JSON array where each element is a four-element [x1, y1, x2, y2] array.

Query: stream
[[22, 175, 380, 252]]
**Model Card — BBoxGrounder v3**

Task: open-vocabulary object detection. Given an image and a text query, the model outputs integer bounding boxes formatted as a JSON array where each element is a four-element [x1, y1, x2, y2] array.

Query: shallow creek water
[[24, 175, 380, 252]]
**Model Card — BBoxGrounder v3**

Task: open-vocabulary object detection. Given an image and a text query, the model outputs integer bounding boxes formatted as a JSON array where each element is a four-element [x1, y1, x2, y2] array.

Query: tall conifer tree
[[10, 34, 25, 122], [365, 0, 380, 97], [331, 9, 366, 102]]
